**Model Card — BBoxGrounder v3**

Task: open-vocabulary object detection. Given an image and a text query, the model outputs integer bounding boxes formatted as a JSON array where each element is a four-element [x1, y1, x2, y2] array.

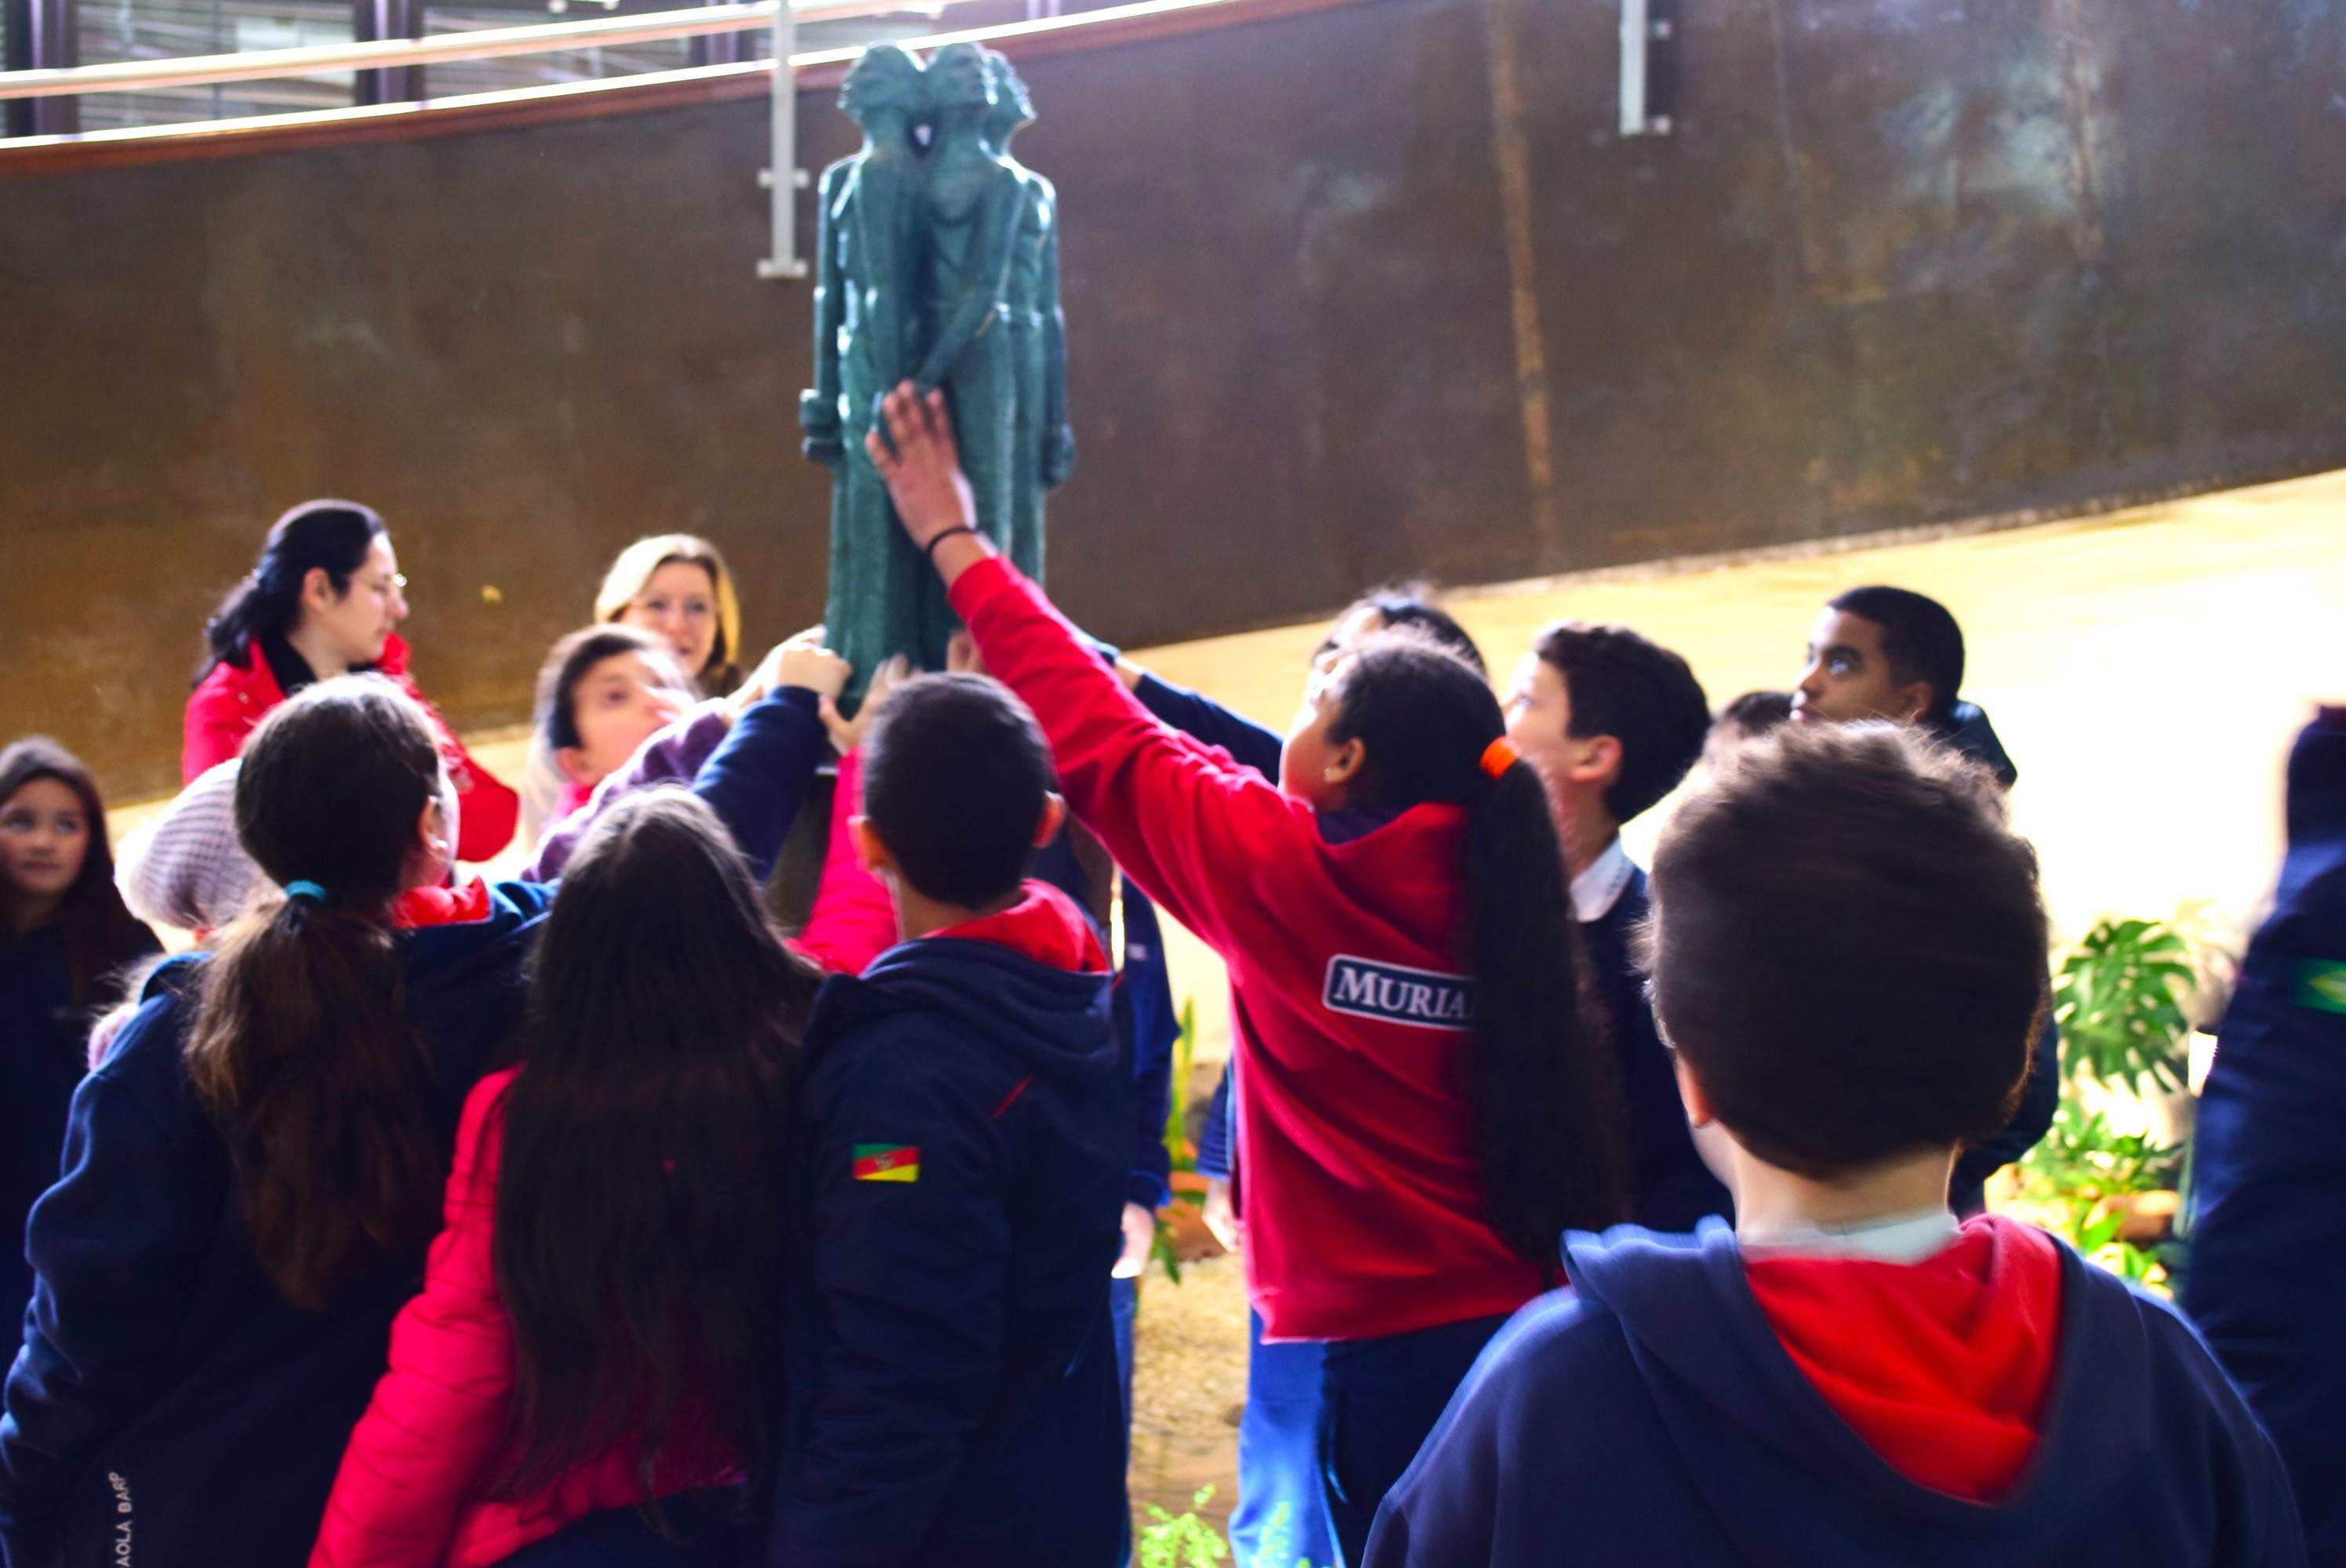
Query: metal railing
[[0, 0, 1257, 274]]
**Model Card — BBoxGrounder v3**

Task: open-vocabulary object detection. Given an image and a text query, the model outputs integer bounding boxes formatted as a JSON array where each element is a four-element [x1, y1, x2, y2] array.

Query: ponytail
[[182, 675, 447, 1309], [1331, 634, 1630, 1263], [187, 898, 439, 1309], [1465, 756, 1630, 1256], [199, 501, 385, 681]]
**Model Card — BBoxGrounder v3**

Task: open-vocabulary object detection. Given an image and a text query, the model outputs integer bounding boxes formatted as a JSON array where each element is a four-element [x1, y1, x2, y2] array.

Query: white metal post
[[757, 0, 808, 279]]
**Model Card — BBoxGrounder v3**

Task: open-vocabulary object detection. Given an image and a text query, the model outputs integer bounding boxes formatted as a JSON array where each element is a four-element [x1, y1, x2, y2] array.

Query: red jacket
[[309, 1069, 735, 1568], [183, 633, 520, 864], [953, 558, 1548, 1342]]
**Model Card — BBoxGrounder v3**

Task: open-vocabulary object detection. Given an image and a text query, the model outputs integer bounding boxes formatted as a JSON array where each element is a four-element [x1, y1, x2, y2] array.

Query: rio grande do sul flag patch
[[2298, 960, 2346, 1015], [852, 1144, 921, 1183]]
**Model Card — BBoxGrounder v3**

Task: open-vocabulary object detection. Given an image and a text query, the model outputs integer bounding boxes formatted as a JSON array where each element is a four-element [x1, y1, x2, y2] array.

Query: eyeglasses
[[364, 573, 409, 599]]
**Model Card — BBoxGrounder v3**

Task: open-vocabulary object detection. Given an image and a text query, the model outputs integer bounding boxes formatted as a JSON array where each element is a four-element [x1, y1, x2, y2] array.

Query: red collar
[[390, 877, 494, 930], [931, 882, 1108, 974]]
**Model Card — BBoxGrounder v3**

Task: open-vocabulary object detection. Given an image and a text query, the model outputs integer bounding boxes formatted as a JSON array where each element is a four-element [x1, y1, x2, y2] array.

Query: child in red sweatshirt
[[866, 386, 1632, 1563]]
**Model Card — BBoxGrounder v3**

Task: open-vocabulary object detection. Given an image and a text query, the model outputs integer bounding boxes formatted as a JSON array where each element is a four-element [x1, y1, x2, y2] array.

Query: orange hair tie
[[1479, 738, 1519, 780]]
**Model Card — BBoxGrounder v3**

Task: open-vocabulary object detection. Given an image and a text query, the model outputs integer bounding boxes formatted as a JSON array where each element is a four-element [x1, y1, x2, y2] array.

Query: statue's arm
[[912, 173, 1023, 394], [801, 163, 848, 463], [863, 169, 916, 399], [1040, 213, 1076, 488]]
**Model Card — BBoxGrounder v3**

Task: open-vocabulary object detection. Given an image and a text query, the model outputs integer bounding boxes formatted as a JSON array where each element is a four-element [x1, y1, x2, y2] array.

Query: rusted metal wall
[[6, 0, 2344, 799]]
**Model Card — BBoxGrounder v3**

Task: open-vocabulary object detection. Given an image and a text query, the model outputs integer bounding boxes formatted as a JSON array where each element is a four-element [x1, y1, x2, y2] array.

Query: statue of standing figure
[[801, 42, 1074, 696], [804, 44, 930, 704]]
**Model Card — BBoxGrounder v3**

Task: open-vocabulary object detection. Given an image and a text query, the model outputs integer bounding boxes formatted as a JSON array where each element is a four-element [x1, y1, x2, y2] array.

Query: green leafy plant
[[1135, 1494, 1316, 1568], [1151, 997, 1207, 1284], [2015, 1100, 2183, 1292], [1138, 1486, 1229, 1568], [2053, 917, 2197, 1097]]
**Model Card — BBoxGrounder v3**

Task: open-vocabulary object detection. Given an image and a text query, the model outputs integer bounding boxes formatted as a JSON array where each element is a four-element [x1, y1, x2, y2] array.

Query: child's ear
[[1673, 1054, 1716, 1130], [1324, 736, 1367, 789], [1567, 732, 1624, 789], [1032, 793, 1067, 849], [554, 746, 594, 786], [851, 815, 892, 879]]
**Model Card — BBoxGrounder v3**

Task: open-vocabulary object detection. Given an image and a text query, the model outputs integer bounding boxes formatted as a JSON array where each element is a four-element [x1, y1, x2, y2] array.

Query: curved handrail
[[0, 0, 932, 100]]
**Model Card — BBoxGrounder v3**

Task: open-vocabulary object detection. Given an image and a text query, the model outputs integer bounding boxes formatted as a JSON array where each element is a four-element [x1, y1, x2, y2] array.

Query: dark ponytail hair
[[198, 501, 387, 681], [184, 676, 448, 1310], [1329, 633, 1629, 1260], [492, 789, 820, 1504], [0, 738, 151, 1025]]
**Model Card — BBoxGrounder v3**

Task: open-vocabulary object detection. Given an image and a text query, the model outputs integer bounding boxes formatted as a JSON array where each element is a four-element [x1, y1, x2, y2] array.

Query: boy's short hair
[[862, 673, 1055, 909], [1533, 622, 1711, 823], [1828, 586, 1966, 723], [1355, 584, 1487, 678], [1645, 722, 2048, 1180], [1716, 689, 1793, 738]]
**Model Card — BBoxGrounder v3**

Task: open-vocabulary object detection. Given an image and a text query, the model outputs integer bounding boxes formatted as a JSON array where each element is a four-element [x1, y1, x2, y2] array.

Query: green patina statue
[[984, 52, 1075, 583], [802, 42, 1073, 695], [803, 44, 930, 705]]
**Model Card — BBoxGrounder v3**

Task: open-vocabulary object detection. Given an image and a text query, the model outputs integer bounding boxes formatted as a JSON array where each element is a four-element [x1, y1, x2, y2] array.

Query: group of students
[[0, 391, 2335, 1568]]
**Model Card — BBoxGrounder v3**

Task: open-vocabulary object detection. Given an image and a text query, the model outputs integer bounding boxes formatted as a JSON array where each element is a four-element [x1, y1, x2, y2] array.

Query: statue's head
[[926, 42, 996, 113], [982, 51, 1036, 140], [841, 44, 923, 124]]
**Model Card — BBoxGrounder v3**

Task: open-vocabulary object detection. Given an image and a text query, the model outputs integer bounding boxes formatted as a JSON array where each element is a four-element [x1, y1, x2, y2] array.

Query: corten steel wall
[[6, 0, 2346, 799]]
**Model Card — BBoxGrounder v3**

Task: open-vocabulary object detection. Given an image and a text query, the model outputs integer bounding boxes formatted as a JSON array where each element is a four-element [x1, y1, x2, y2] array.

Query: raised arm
[[862, 386, 1313, 955]]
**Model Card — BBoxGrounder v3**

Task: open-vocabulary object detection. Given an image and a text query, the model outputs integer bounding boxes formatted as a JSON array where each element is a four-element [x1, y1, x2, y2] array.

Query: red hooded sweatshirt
[[1744, 1214, 2064, 1501], [953, 557, 1548, 1342]]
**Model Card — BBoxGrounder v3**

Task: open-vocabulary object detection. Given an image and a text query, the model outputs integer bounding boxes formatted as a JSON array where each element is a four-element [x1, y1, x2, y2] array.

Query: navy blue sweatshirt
[[772, 891, 1129, 1568], [1369, 1222, 2305, 1567], [1030, 833, 1179, 1212], [2188, 713, 2346, 1565], [0, 688, 826, 1568], [2, 920, 162, 1338]]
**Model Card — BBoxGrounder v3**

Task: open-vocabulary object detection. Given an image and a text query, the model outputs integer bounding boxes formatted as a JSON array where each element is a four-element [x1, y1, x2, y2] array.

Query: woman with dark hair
[[0, 739, 161, 1332], [0, 640, 846, 1568], [311, 791, 822, 1566], [868, 386, 1629, 1564], [184, 499, 521, 863]]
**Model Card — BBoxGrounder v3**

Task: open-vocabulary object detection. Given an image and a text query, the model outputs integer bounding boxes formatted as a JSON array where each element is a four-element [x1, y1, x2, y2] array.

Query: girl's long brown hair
[[492, 789, 820, 1503], [183, 677, 448, 1310]]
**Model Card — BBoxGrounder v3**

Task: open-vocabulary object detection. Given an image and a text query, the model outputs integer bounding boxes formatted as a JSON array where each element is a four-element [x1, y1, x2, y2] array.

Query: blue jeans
[[1320, 1314, 1509, 1567], [1233, 1308, 1335, 1568]]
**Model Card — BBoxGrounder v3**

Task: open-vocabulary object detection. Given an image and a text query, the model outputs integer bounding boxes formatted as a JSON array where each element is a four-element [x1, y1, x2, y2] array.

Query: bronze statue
[[804, 44, 928, 705], [983, 50, 1074, 582], [801, 42, 1073, 687]]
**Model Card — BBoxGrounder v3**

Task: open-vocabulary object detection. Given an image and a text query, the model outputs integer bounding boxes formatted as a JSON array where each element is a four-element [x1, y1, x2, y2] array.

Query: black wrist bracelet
[[923, 525, 981, 564]]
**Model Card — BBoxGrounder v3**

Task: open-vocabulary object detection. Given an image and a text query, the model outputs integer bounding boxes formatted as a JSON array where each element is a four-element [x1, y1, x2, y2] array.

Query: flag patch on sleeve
[[2297, 960, 2346, 1016], [852, 1144, 921, 1182]]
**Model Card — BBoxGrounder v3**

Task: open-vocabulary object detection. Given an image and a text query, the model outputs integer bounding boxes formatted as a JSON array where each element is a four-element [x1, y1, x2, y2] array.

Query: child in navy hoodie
[[1502, 621, 1729, 1230], [1368, 721, 2305, 1567], [770, 673, 1129, 1568], [868, 386, 1632, 1566], [2188, 706, 2346, 1566], [0, 649, 841, 1568]]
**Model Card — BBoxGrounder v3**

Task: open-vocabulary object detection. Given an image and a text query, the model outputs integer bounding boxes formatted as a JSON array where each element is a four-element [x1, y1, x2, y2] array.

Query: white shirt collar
[[1738, 1206, 1963, 1265], [1571, 837, 1636, 924]]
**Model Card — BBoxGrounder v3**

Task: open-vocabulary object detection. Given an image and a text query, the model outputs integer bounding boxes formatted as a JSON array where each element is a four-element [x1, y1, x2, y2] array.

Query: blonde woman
[[594, 535, 746, 699]]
